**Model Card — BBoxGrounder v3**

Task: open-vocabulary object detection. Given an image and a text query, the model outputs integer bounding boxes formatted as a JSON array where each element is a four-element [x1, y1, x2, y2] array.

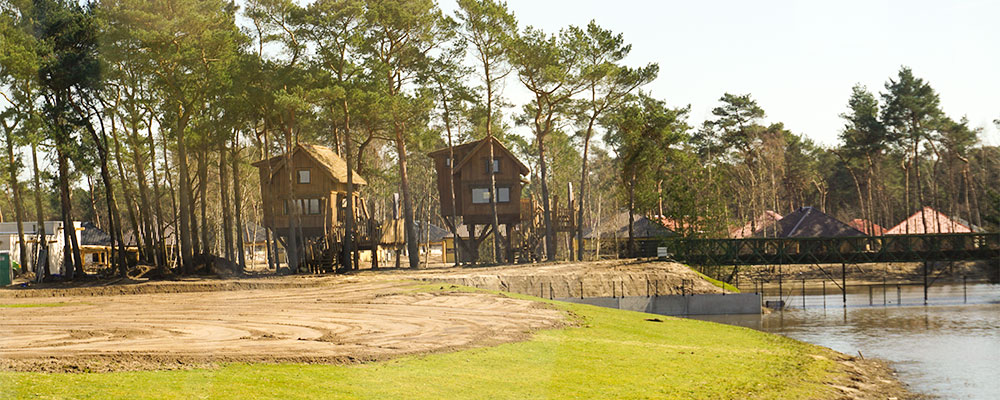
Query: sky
[[440, 0, 1000, 147]]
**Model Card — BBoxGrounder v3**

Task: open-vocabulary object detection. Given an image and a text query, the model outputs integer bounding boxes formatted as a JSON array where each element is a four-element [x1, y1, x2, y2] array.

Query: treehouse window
[[497, 187, 510, 203], [472, 188, 490, 204], [471, 187, 510, 204], [284, 198, 322, 215], [298, 169, 311, 184], [484, 158, 500, 174]]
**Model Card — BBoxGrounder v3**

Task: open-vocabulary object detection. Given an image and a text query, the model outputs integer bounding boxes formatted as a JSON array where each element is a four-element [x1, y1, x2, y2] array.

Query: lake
[[685, 282, 1000, 399]]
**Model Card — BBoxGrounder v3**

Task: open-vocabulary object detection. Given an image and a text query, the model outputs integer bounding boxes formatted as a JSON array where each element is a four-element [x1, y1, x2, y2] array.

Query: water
[[685, 283, 1000, 399]]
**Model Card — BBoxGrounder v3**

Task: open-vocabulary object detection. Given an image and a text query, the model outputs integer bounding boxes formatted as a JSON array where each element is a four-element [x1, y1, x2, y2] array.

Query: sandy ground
[[0, 261, 917, 398], [0, 278, 564, 372]]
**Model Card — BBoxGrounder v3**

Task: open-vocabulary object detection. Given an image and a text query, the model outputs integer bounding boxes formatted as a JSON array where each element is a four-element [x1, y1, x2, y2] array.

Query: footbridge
[[654, 233, 1000, 266], [644, 233, 1000, 305]]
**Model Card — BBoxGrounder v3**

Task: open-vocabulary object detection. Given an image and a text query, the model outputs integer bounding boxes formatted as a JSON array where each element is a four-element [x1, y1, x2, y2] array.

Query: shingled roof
[[885, 207, 981, 234], [428, 136, 530, 176], [584, 212, 676, 239], [252, 143, 367, 185], [729, 211, 783, 238], [80, 222, 111, 247], [753, 207, 865, 238], [847, 219, 886, 236]]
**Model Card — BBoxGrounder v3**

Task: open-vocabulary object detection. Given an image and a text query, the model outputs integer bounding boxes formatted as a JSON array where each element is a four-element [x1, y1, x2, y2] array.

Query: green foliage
[[839, 84, 888, 158], [604, 93, 689, 215]]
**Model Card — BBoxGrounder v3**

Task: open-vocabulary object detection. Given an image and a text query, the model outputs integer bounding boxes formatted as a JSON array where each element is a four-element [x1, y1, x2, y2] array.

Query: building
[[253, 143, 368, 238], [752, 207, 864, 238], [0, 221, 82, 275], [252, 143, 391, 271], [415, 221, 449, 264], [428, 137, 529, 262], [729, 211, 783, 238], [885, 207, 981, 234], [583, 212, 677, 258], [847, 219, 887, 236]]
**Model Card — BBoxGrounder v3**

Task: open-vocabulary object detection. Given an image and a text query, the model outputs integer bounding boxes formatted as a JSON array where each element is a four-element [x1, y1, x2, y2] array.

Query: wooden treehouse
[[253, 143, 401, 272], [429, 137, 529, 263]]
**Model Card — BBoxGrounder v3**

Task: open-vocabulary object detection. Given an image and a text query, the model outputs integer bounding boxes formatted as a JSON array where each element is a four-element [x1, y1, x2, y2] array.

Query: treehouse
[[429, 137, 529, 262], [253, 143, 389, 271]]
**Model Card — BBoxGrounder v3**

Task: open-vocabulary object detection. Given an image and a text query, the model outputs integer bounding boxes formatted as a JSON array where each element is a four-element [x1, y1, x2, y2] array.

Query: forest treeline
[[0, 0, 997, 279]]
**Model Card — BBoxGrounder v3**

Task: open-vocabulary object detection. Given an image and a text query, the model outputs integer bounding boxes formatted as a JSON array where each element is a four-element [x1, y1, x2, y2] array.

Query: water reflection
[[685, 283, 1000, 399]]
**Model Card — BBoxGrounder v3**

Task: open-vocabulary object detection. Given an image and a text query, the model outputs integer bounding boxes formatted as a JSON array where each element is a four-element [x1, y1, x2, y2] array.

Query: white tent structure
[[0, 221, 82, 276]]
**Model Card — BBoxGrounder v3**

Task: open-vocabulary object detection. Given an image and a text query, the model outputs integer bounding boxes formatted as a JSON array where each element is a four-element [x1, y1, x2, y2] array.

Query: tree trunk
[[342, 98, 355, 272], [55, 145, 83, 278], [197, 150, 210, 255], [30, 144, 49, 281], [283, 113, 300, 273], [219, 141, 234, 262], [128, 116, 160, 268], [145, 115, 167, 269], [394, 123, 420, 269], [232, 135, 246, 273], [78, 108, 127, 277], [4, 129, 27, 273], [487, 139, 504, 263], [259, 121, 277, 271], [438, 83, 462, 266], [539, 138, 556, 262], [627, 172, 636, 258], [111, 118, 144, 265], [576, 113, 599, 261], [175, 110, 195, 273]]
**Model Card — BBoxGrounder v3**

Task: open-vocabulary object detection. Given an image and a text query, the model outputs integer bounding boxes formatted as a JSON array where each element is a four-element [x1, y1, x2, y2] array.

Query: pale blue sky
[[441, 0, 1000, 147]]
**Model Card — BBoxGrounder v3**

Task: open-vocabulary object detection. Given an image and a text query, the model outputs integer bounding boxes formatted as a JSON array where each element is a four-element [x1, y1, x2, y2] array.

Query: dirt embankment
[[382, 260, 725, 298], [828, 354, 919, 400], [0, 279, 564, 373]]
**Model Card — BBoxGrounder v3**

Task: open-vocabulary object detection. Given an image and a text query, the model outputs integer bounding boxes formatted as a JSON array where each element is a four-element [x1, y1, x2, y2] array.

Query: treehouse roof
[[252, 143, 367, 186], [428, 136, 529, 176]]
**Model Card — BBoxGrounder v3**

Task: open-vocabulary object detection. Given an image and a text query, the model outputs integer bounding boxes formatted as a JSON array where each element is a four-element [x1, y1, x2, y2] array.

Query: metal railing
[[644, 233, 1000, 266]]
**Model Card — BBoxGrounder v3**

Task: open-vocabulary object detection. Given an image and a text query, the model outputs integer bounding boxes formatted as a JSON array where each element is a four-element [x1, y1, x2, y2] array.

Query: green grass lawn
[[0, 302, 70, 308], [1, 289, 843, 400], [689, 268, 741, 293]]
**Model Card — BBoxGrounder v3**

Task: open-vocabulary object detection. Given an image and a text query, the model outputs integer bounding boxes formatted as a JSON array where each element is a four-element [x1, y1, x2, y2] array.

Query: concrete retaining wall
[[556, 293, 761, 316]]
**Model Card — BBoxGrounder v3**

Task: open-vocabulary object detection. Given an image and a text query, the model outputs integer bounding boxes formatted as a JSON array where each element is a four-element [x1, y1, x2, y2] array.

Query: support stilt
[[841, 262, 847, 307]]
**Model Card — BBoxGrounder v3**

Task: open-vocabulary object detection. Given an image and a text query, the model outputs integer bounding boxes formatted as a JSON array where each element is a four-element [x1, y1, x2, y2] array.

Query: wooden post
[[923, 261, 929, 305], [778, 265, 783, 304], [801, 278, 806, 309], [822, 281, 826, 309], [841, 262, 847, 307], [505, 224, 515, 265]]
